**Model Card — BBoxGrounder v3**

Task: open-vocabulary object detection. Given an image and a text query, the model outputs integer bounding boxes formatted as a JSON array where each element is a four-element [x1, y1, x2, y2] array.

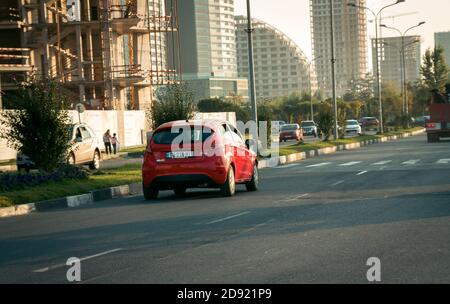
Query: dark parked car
[[359, 117, 379, 131], [279, 124, 304, 142]]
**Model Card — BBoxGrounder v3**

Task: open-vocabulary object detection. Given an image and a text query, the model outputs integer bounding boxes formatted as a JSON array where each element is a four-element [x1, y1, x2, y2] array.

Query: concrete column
[[40, 0, 49, 79], [75, 25, 85, 102]]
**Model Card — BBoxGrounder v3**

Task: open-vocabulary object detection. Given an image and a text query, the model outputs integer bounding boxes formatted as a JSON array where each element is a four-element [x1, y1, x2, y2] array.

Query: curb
[[0, 129, 424, 218], [257, 129, 425, 169], [0, 182, 143, 218]]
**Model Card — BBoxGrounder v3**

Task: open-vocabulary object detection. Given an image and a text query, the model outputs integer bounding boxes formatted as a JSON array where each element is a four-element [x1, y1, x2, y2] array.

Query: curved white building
[[235, 16, 317, 99]]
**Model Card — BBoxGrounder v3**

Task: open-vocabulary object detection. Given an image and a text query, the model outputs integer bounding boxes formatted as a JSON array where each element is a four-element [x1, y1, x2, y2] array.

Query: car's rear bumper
[[142, 155, 228, 189]]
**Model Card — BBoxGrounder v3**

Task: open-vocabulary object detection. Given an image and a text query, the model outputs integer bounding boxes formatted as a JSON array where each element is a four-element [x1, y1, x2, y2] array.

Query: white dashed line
[[33, 248, 123, 273], [436, 159, 450, 164], [339, 161, 362, 167], [371, 160, 392, 166], [331, 180, 345, 186], [402, 159, 420, 165], [306, 162, 332, 168], [205, 211, 251, 225], [356, 171, 368, 176], [279, 193, 309, 203], [275, 164, 300, 169]]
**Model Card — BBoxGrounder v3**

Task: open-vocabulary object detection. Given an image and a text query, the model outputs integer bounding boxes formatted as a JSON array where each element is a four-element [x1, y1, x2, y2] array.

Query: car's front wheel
[[67, 153, 75, 165], [220, 167, 236, 197], [143, 185, 159, 200], [245, 164, 259, 192]]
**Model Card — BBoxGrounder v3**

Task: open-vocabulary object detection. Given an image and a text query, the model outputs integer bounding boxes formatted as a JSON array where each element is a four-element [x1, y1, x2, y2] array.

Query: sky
[[235, 0, 450, 69]]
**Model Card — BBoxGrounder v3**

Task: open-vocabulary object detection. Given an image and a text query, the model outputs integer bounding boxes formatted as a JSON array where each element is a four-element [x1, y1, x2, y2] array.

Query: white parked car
[[345, 120, 362, 136]]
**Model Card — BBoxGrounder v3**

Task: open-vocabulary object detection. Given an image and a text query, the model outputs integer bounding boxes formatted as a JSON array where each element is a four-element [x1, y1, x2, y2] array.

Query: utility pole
[[330, 0, 338, 140], [246, 0, 258, 134]]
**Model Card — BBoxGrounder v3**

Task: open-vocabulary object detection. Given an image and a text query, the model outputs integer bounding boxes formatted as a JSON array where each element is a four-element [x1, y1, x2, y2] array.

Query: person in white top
[[111, 133, 120, 155]]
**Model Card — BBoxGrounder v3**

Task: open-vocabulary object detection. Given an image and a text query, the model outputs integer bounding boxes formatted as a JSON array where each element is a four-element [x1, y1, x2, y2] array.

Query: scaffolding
[[0, 0, 181, 110]]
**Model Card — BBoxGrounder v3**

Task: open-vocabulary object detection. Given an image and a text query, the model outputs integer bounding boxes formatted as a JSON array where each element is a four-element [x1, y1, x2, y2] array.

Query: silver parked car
[[17, 123, 102, 171]]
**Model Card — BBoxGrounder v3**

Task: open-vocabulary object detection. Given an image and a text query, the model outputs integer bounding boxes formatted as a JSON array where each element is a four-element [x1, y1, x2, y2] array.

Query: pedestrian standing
[[111, 133, 120, 155], [103, 129, 112, 155]]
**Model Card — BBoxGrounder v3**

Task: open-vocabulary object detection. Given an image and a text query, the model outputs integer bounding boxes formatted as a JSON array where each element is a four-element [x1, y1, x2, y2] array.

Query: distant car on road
[[359, 117, 379, 131], [279, 124, 304, 142], [345, 119, 362, 136], [142, 120, 259, 199], [17, 123, 102, 171], [300, 121, 319, 137]]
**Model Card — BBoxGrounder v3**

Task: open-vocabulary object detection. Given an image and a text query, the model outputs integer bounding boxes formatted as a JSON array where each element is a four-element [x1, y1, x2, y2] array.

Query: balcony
[[110, 3, 139, 35]]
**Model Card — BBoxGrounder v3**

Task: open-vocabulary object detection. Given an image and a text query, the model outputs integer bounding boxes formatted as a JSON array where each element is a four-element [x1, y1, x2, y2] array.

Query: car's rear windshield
[[346, 120, 359, 125], [152, 126, 214, 144], [301, 122, 315, 127], [281, 125, 298, 131]]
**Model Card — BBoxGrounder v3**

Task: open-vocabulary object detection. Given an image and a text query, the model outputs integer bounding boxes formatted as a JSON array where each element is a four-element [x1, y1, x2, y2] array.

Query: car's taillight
[[426, 123, 436, 129]]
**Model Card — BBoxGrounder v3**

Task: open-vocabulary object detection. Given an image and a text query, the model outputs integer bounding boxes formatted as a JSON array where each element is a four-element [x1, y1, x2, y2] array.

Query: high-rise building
[[435, 31, 450, 78], [373, 36, 421, 89], [310, 0, 368, 97], [235, 16, 317, 99], [177, 0, 248, 101]]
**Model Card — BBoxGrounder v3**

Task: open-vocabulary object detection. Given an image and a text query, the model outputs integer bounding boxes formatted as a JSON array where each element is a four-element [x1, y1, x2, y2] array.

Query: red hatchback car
[[142, 120, 259, 200]]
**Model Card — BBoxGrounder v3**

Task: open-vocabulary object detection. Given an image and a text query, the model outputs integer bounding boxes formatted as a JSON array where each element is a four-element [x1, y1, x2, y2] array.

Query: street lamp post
[[381, 22, 425, 127], [330, 0, 338, 140], [245, 0, 258, 134], [348, 0, 405, 134]]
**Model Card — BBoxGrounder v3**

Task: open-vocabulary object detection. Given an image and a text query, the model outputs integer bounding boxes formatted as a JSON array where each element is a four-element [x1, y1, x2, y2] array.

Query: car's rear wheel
[[89, 151, 100, 170], [174, 187, 187, 197], [245, 164, 259, 192], [220, 167, 236, 197], [143, 185, 159, 200]]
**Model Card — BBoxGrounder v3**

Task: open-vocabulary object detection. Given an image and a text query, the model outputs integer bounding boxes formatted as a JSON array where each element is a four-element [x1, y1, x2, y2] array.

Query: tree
[[337, 100, 349, 138], [197, 97, 250, 122], [420, 46, 449, 92], [0, 80, 72, 172], [316, 101, 334, 141], [149, 83, 195, 129]]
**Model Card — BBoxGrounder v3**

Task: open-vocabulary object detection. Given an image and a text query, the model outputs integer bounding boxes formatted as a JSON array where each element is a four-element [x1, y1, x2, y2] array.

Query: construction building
[[310, 0, 368, 97], [0, 0, 181, 110], [373, 35, 421, 89], [435, 31, 450, 79], [235, 16, 317, 99]]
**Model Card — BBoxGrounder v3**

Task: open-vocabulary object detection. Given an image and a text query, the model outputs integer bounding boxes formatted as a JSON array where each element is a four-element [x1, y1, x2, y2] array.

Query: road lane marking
[[339, 161, 362, 167], [205, 211, 251, 225], [436, 159, 450, 164], [371, 160, 392, 166], [278, 193, 309, 203], [306, 162, 332, 168], [32, 248, 123, 273], [331, 180, 345, 187], [402, 159, 420, 165], [275, 164, 300, 169], [356, 171, 368, 176]]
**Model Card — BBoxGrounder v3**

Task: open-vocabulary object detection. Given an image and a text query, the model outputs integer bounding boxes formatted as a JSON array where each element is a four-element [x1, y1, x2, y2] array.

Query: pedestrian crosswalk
[[275, 158, 450, 170]]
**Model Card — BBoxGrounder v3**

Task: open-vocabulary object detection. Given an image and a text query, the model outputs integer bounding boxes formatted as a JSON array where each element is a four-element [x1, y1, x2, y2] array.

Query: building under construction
[[0, 0, 181, 110]]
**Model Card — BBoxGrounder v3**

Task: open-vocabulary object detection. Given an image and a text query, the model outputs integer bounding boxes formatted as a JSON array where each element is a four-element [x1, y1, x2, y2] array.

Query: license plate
[[166, 151, 194, 159]]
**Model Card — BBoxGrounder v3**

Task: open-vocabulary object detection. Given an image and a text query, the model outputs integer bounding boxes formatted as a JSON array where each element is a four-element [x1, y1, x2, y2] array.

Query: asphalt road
[[0, 133, 449, 283]]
